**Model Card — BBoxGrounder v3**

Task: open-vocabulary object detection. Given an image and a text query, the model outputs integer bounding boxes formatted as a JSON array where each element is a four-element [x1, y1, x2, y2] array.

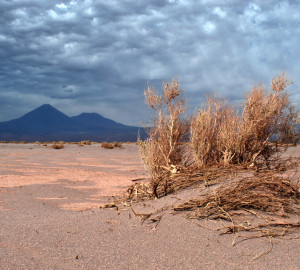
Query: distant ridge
[[71, 112, 126, 129], [0, 104, 145, 142]]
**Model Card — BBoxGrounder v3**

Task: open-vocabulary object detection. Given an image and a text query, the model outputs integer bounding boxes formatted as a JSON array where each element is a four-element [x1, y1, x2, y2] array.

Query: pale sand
[[0, 143, 299, 269]]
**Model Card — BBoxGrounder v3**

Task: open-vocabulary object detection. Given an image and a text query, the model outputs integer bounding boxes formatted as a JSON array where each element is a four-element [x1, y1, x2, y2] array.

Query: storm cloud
[[0, 0, 299, 125]]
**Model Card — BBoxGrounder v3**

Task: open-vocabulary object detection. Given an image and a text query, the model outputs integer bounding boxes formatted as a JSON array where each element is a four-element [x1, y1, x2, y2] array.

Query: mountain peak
[[18, 103, 71, 124], [39, 104, 54, 108], [0, 104, 144, 142], [74, 112, 105, 119], [71, 112, 122, 128], [35, 104, 58, 112]]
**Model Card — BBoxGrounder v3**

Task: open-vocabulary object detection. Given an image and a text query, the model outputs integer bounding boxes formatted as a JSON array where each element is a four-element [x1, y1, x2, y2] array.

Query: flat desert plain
[[0, 143, 299, 270]]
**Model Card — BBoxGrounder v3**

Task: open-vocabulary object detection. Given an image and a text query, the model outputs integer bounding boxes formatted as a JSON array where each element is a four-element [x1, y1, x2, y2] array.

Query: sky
[[0, 0, 299, 126]]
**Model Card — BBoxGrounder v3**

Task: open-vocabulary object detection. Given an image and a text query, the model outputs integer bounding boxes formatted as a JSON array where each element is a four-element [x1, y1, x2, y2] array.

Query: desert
[[0, 142, 299, 270], [2, 1, 300, 269]]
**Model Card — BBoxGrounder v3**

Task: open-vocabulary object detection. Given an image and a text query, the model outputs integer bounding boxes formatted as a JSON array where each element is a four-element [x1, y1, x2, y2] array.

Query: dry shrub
[[237, 74, 298, 165], [126, 182, 153, 200], [126, 165, 244, 200], [174, 173, 300, 237], [51, 142, 64, 149], [139, 79, 189, 197], [77, 140, 92, 146], [190, 97, 240, 166], [174, 174, 299, 217], [136, 73, 298, 198], [101, 142, 123, 149], [190, 73, 299, 168], [101, 142, 114, 149], [125, 74, 299, 240], [81, 140, 91, 145], [113, 142, 123, 148]]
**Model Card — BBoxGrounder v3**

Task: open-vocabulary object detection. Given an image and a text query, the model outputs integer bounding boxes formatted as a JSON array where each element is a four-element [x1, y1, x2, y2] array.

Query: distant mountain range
[[0, 104, 146, 142]]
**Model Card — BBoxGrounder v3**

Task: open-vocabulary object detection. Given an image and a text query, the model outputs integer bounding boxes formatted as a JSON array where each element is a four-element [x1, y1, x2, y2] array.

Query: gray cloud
[[0, 0, 299, 125]]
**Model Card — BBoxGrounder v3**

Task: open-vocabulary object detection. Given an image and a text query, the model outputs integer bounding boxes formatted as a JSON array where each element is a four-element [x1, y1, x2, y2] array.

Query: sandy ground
[[0, 143, 148, 210], [0, 143, 299, 269]]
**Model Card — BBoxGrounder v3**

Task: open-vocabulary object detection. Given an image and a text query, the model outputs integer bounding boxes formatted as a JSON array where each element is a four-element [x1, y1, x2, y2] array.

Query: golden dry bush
[[238, 73, 298, 165], [190, 97, 240, 166], [51, 142, 64, 149], [113, 142, 123, 148], [174, 174, 300, 218], [190, 73, 299, 168], [173, 172, 300, 238], [101, 142, 114, 149], [139, 79, 189, 197], [81, 140, 92, 145]]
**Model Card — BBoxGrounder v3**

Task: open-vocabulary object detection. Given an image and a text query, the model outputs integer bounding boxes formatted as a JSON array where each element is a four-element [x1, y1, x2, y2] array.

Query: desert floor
[[0, 143, 299, 270]]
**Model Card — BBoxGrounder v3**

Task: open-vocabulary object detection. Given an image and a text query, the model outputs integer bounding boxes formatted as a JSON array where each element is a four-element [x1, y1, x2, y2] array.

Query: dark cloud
[[0, 0, 299, 125]]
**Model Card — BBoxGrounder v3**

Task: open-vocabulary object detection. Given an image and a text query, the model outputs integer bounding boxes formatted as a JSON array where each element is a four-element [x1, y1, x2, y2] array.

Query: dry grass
[[126, 165, 245, 200], [101, 142, 123, 149], [190, 73, 299, 168], [77, 140, 92, 146], [100, 142, 124, 148], [173, 171, 300, 237], [124, 161, 300, 240], [51, 142, 64, 149], [123, 73, 300, 242], [80, 140, 92, 145], [174, 173, 299, 218], [113, 142, 123, 148], [136, 73, 299, 199], [101, 142, 114, 149], [139, 79, 189, 197], [190, 96, 237, 167], [100, 142, 123, 149]]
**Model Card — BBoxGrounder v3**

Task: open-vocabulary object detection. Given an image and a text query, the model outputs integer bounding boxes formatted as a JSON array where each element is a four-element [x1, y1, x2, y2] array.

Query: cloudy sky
[[0, 0, 299, 125]]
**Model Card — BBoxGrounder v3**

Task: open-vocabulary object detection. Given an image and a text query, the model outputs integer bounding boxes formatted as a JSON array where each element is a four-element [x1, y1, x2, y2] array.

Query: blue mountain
[[0, 104, 78, 133], [0, 104, 144, 142]]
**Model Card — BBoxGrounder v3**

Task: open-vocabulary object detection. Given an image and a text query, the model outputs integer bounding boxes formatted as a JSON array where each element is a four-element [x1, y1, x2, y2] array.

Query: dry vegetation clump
[[67, 142, 79, 145], [101, 142, 124, 149], [101, 142, 114, 149], [126, 182, 153, 200], [126, 165, 245, 200], [174, 173, 299, 218], [77, 140, 92, 146], [121, 73, 300, 241], [190, 97, 238, 167], [113, 142, 123, 148], [134, 73, 299, 199], [51, 142, 64, 149], [173, 172, 300, 237], [190, 73, 299, 168], [139, 79, 189, 197], [81, 140, 92, 145]]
